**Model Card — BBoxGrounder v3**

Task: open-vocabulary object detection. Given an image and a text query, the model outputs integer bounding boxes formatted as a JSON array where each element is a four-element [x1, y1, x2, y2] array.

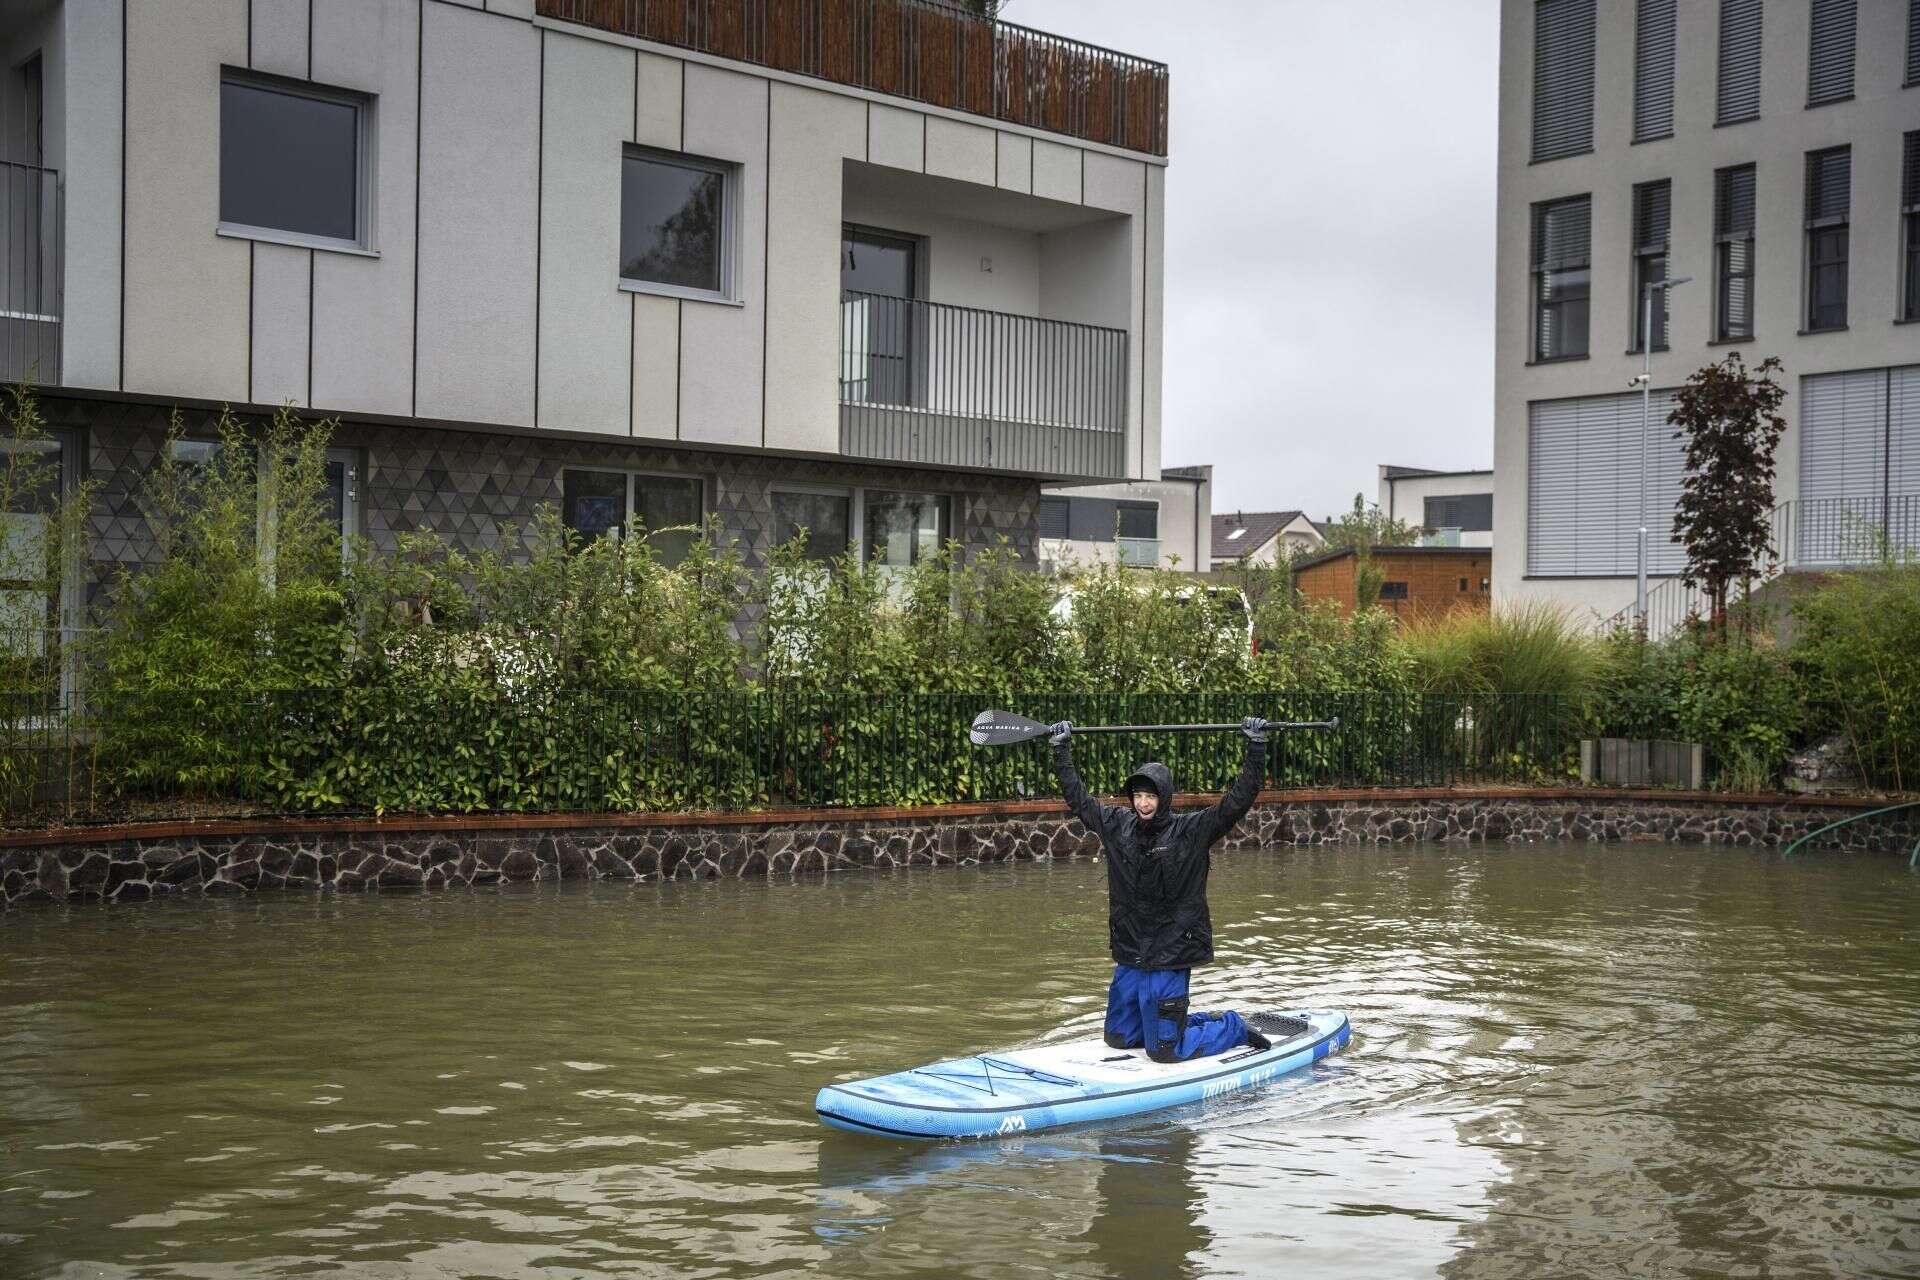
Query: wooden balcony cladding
[[539, 0, 1170, 157]]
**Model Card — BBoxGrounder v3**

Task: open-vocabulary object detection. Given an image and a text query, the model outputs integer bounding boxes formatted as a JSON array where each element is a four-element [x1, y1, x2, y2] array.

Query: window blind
[[1717, 0, 1764, 124], [1806, 146, 1850, 223], [1715, 165, 1757, 338], [1037, 497, 1069, 540], [1800, 365, 1920, 561], [1527, 391, 1687, 577], [1634, 0, 1678, 142], [1806, 0, 1857, 106], [1532, 0, 1596, 162], [1634, 181, 1672, 254], [1908, 0, 1919, 85]]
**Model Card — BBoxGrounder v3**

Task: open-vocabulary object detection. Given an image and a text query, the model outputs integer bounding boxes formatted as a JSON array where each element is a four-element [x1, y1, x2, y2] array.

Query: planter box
[[1581, 738, 1704, 790]]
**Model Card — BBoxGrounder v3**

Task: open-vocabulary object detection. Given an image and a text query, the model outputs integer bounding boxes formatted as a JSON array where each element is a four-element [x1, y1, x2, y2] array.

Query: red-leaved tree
[[1668, 353, 1788, 632]]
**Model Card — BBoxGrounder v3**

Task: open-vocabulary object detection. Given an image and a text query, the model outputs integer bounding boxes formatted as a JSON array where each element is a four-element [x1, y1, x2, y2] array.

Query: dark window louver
[[1717, 0, 1764, 124], [1805, 146, 1850, 331], [1908, 0, 1919, 86], [1532, 0, 1596, 162], [1037, 498, 1069, 541], [1807, 0, 1857, 106], [1632, 180, 1673, 351], [1531, 195, 1592, 360], [1902, 132, 1920, 321], [1715, 165, 1757, 340], [1634, 0, 1678, 142]]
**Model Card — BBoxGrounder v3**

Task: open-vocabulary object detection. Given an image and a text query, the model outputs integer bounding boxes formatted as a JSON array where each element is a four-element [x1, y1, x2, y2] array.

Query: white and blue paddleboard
[[815, 1010, 1350, 1141]]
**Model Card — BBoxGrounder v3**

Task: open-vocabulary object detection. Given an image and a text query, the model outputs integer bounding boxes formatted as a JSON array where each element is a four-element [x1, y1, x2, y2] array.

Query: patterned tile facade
[[37, 395, 1043, 619]]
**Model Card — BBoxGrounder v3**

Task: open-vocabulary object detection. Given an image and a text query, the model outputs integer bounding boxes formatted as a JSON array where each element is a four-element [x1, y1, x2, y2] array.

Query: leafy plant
[[1668, 353, 1787, 632], [1792, 562, 1920, 792]]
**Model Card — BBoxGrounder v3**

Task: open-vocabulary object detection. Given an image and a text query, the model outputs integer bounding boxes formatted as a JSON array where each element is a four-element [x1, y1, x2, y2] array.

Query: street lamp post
[[1635, 273, 1693, 631]]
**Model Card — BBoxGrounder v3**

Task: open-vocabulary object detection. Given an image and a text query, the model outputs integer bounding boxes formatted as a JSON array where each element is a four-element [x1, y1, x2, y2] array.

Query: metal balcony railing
[[838, 290, 1127, 478], [1611, 494, 1920, 637], [0, 162, 61, 386], [536, 0, 1170, 155]]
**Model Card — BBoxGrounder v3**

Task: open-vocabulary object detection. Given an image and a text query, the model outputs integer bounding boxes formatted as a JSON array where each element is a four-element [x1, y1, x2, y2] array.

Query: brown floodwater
[[1, 842, 1916, 1279]]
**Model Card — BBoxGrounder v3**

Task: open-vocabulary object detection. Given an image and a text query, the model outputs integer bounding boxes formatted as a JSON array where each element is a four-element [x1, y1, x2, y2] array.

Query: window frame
[[1630, 179, 1672, 354], [560, 465, 709, 565], [1805, 0, 1858, 109], [861, 489, 952, 573], [618, 144, 741, 307], [1531, 194, 1593, 362], [1803, 146, 1851, 333], [1902, 132, 1920, 322], [216, 68, 378, 256], [1714, 164, 1757, 341]]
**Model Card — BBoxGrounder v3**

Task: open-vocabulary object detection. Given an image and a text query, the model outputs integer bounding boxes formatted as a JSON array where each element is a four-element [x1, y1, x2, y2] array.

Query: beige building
[[1378, 465, 1495, 548], [1494, 0, 1920, 629], [1039, 465, 1211, 571]]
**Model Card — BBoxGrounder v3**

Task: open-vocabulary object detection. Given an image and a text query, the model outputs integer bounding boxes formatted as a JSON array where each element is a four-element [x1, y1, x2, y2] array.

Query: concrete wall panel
[[675, 64, 765, 447], [59, 0, 121, 389], [248, 242, 309, 406], [995, 132, 1032, 194], [536, 29, 633, 434], [1141, 160, 1164, 482], [414, 2, 539, 427], [247, 0, 307, 79], [763, 83, 863, 454], [633, 48, 681, 150], [1031, 139, 1081, 204], [630, 293, 678, 439], [123, 0, 249, 402], [924, 116, 993, 186], [866, 102, 922, 171]]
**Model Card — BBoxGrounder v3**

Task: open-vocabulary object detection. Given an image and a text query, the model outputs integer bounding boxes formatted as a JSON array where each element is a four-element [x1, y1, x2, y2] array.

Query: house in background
[[1378, 465, 1494, 548], [0, 0, 1169, 642], [1039, 465, 1211, 571], [1209, 510, 1325, 571], [1493, 0, 1919, 633], [1293, 545, 1493, 620]]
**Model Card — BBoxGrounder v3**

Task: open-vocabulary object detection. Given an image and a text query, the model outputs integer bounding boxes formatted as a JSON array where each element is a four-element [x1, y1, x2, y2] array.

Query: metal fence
[[2, 688, 1597, 826], [0, 161, 61, 386], [537, 0, 1170, 155], [838, 290, 1127, 477]]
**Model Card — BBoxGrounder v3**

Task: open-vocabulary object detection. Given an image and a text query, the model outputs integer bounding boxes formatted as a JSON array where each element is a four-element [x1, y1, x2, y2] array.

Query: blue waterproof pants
[[1104, 964, 1249, 1062]]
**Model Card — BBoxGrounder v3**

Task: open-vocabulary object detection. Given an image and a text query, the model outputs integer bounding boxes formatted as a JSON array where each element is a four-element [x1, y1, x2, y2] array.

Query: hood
[[1123, 761, 1175, 824]]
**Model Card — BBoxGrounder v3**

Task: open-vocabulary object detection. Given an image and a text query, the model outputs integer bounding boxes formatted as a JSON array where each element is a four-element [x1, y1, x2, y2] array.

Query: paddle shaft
[[1066, 720, 1337, 735]]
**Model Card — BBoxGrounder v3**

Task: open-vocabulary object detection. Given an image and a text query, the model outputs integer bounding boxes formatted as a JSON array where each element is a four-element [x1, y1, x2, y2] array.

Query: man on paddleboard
[[1047, 717, 1272, 1062]]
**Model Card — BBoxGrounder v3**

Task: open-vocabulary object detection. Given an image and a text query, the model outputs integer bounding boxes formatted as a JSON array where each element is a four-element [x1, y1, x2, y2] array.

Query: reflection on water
[[1, 844, 1916, 1279]]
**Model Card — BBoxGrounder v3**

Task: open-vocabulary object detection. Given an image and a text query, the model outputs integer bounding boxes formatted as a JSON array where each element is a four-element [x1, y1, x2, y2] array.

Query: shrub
[[1792, 563, 1920, 791]]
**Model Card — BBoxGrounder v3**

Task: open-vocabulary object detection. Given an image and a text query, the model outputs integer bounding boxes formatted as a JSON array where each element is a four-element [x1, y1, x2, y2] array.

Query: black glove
[[1241, 716, 1269, 744], [1048, 721, 1072, 747]]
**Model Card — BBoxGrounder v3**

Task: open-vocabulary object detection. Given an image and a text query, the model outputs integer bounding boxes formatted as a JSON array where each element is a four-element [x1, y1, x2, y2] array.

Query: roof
[[1381, 464, 1496, 481], [1160, 464, 1211, 482], [1211, 511, 1309, 561], [1291, 544, 1493, 573]]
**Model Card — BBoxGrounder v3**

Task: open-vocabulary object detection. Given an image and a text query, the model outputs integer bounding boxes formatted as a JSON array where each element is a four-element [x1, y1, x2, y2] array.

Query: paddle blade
[[969, 709, 1051, 747]]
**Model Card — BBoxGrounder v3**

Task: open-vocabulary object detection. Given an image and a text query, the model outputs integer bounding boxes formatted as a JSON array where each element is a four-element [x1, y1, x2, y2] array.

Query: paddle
[[969, 709, 1340, 747]]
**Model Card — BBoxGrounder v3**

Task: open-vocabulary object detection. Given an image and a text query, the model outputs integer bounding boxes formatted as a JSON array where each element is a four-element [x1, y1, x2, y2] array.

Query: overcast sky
[[1008, 0, 1500, 521]]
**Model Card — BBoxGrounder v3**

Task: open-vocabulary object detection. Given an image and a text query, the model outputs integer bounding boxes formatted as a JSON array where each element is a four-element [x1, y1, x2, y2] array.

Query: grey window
[[323, 447, 360, 565], [1806, 0, 1856, 107], [0, 433, 66, 651], [1037, 497, 1069, 540], [1531, 0, 1596, 163], [1424, 493, 1493, 532], [1798, 365, 1920, 562], [1528, 390, 1688, 577], [1531, 195, 1591, 361], [1116, 503, 1158, 540], [620, 148, 732, 299], [1633, 0, 1677, 143], [1631, 180, 1672, 353], [1716, 0, 1764, 125], [1378, 582, 1409, 601], [864, 491, 948, 569], [840, 225, 920, 407], [1909, 0, 1919, 86], [562, 469, 704, 565], [219, 72, 369, 247], [772, 491, 851, 562], [1904, 132, 1920, 322], [1714, 165, 1757, 340], [1804, 146, 1850, 331]]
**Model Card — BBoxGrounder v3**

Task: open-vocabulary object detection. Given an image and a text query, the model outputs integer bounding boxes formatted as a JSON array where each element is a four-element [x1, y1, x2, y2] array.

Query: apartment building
[[1378, 464, 1495, 548], [1494, 0, 1919, 627], [1038, 464, 1210, 571], [0, 0, 1168, 634]]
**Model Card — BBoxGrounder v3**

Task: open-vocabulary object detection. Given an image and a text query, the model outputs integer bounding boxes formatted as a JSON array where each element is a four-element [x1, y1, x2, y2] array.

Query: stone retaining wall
[[3, 792, 1916, 908]]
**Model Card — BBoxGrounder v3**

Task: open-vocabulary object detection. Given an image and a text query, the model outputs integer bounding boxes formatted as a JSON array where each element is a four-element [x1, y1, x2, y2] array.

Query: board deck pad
[[816, 1009, 1350, 1141]]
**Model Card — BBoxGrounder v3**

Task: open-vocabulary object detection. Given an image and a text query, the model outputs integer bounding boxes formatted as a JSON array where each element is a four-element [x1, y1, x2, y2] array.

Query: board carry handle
[[969, 709, 1341, 748]]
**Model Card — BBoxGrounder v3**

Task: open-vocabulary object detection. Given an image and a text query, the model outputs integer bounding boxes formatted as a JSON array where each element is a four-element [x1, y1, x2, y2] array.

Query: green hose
[[1779, 799, 1920, 867]]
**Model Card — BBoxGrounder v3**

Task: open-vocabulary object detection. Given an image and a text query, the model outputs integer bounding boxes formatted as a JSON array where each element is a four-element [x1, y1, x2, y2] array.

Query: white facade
[[1378, 466, 1495, 549], [8, 0, 1165, 482], [1494, 0, 1920, 626], [1039, 465, 1211, 571]]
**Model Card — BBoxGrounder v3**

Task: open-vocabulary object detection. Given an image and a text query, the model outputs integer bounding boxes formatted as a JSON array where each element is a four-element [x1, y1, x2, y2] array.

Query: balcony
[[1116, 536, 1159, 567], [838, 290, 1127, 479], [537, 0, 1169, 155], [0, 162, 61, 387]]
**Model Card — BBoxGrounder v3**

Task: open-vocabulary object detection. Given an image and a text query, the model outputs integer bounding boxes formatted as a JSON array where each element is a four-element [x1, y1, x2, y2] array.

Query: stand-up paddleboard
[[816, 1010, 1349, 1141]]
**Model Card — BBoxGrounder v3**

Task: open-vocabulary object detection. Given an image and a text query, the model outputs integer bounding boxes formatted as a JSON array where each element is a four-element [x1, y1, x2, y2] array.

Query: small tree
[[1320, 493, 1419, 554], [1668, 352, 1787, 632]]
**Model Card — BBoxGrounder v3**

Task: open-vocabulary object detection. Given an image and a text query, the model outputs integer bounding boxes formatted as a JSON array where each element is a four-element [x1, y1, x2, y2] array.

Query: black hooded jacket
[[1053, 737, 1266, 971]]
